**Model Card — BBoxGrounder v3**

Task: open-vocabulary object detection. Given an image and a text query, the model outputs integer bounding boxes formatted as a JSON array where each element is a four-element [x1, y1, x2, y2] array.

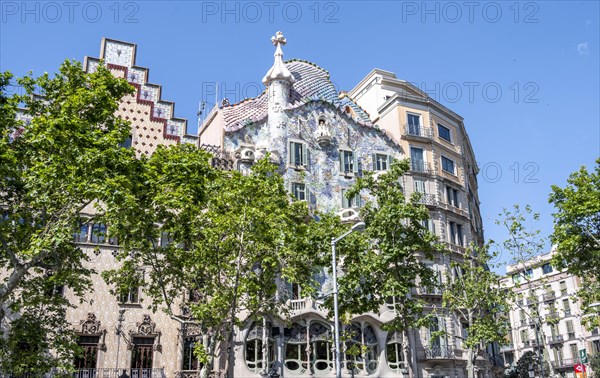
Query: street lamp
[[331, 221, 366, 378]]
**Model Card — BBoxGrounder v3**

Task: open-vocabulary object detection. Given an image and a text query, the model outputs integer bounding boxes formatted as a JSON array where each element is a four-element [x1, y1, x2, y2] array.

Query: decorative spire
[[262, 31, 295, 85]]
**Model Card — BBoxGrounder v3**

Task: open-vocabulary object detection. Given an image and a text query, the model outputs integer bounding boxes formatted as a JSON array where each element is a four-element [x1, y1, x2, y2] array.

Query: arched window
[[284, 323, 308, 374], [245, 322, 274, 373], [345, 323, 379, 375], [309, 322, 333, 375], [386, 331, 405, 373]]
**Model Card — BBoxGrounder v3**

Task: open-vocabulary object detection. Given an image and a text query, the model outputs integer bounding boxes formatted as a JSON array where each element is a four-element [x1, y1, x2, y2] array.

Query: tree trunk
[[201, 334, 217, 378], [402, 324, 414, 378], [466, 348, 476, 378]]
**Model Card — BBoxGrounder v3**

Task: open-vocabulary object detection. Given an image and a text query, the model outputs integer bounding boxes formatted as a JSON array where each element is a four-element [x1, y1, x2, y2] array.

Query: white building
[[500, 250, 600, 378]]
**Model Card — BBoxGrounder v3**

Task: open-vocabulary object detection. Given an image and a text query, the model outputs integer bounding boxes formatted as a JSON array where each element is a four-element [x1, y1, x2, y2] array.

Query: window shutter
[[339, 151, 344, 173], [388, 154, 394, 169], [372, 153, 377, 170], [567, 320, 574, 333], [429, 219, 435, 235], [302, 144, 308, 167], [353, 152, 359, 174], [289, 142, 295, 165]]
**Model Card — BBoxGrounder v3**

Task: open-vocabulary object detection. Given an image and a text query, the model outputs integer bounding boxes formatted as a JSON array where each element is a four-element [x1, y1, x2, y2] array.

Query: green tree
[[0, 62, 134, 373], [549, 159, 600, 321], [103, 154, 325, 378], [332, 159, 438, 378], [442, 243, 512, 378], [509, 351, 550, 378], [589, 352, 600, 378]]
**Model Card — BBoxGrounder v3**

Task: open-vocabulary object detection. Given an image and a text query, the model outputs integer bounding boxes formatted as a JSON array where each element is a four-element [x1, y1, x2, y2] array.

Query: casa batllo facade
[[38, 33, 498, 378]]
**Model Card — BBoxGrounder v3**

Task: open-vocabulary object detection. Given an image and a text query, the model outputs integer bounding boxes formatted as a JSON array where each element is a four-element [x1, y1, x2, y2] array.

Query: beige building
[[14, 34, 496, 378], [500, 250, 600, 378]]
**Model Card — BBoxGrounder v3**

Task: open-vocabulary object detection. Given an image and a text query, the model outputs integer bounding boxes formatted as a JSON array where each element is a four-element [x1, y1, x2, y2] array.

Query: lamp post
[[331, 221, 366, 378]]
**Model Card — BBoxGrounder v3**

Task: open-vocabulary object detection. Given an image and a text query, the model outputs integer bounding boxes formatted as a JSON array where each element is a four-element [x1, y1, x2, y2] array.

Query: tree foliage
[[507, 351, 550, 378], [549, 159, 600, 319], [331, 159, 438, 378], [0, 61, 134, 373], [442, 243, 512, 378], [103, 153, 328, 377]]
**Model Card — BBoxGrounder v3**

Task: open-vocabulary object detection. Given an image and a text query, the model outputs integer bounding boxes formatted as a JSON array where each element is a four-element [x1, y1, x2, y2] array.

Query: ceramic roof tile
[[222, 60, 371, 132]]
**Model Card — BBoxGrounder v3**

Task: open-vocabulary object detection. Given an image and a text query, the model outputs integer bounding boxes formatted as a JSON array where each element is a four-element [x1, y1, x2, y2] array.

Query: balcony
[[416, 193, 438, 206], [500, 344, 514, 352], [551, 358, 576, 369], [404, 124, 433, 139], [543, 291, 556, 301], [421, 346, 455, 360], [175, 372, 199, 378], [547, 335, 564, 344], [410, 161, 434, 175], [523, 340, 539, 348], [416, 286, 443, 297], [72, 369, 166, 378], [546, 312, 560, 321]]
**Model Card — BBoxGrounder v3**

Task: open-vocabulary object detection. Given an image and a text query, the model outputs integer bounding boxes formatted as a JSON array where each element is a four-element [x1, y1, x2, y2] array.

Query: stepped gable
[[83, 38, 195, 155], [221, 59, 372, 133]]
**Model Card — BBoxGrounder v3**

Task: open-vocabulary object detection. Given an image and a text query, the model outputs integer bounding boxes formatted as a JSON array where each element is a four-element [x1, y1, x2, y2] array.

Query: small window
[[289, 141, 308, 168], [542, 263, 553, 274], [160, 231, 173, 247], [456, 224, 463, 247], [373, 153, 392, 171], [559, 281, 567, 295], [291, 182, 306, 201], [91, 223, 106, 244], [407, 113, 420, 127], [512, 274, 521, 284], [449, 222, 456, 244], [120, 134, 132, 149], [441, 156, 455, 174], [524, 268, 533, 278], [74, 223, 89, 243], [183, 338, 202, 371], [446, 186, 459, 208], [342, 189, 360, 209], [119, 286, 139, 304], [339, 150, 357, 174], [414, 180, 426, 194], [438, 124, 451, 142]]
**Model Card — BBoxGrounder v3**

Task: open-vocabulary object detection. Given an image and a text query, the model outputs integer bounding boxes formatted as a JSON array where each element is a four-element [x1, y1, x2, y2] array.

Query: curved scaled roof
[[222, 60, 372, 132]]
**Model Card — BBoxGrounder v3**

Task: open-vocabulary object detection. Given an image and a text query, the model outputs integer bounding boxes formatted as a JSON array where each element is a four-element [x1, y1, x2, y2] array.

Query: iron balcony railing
[[551, 358, 576, 369], [543, 291, 556, 301], [416, 286, 443, 296], [423, 346, 454, 359], [523, 340, 539, 347], [547, 335, 564, 344], [500, 344, 514, 352], [72, 369, 166, 378], [404, 124, 433, 139], [416, 193, 437, 205], [410, 161, 434, 174], [0, 369, 166, 378]]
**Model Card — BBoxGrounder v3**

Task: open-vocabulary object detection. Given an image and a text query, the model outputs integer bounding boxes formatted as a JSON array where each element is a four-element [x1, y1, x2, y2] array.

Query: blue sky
[[2, 1, 599, 272]]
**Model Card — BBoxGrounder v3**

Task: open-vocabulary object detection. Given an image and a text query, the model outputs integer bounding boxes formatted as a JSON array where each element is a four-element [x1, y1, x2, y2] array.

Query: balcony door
[[131, 337, 154, 369], [74, 336, 100, 369], [410, 147, 425, 172]]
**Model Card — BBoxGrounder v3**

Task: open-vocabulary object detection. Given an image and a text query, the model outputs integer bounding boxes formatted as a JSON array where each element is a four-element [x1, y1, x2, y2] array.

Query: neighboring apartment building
[[500, 250, 600, 378], [17, 33, 494, 377]]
